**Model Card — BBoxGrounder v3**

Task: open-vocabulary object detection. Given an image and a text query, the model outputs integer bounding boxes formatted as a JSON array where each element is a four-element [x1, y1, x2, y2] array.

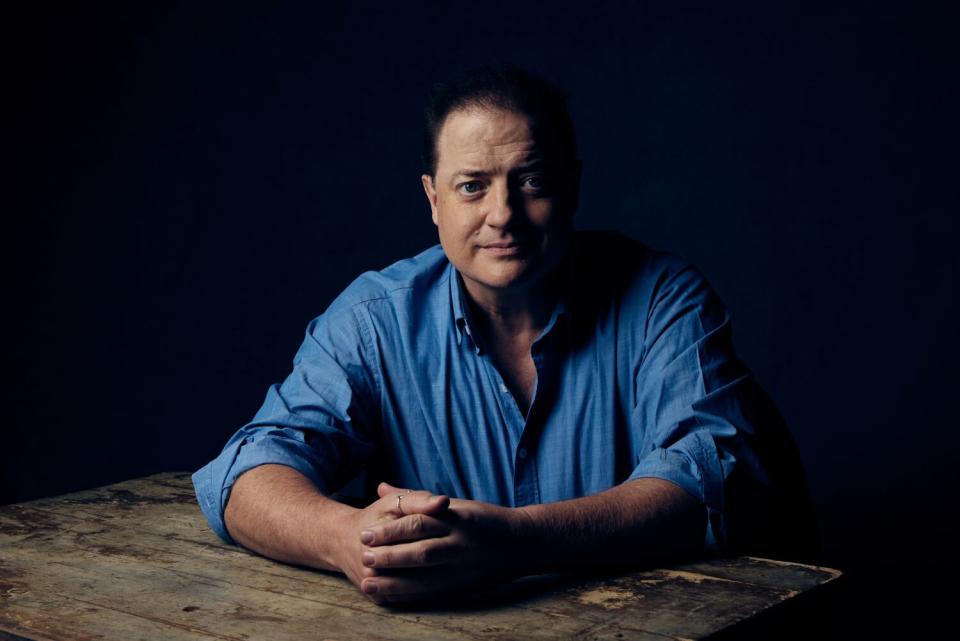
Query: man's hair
[[422, 65, 578, 177]]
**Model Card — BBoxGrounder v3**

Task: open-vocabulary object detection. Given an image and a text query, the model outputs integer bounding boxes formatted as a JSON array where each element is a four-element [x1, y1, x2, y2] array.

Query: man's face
[[421, 107, 578, 300]]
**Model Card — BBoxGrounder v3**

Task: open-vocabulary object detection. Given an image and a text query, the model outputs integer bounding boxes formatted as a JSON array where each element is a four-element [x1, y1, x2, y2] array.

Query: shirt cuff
[[192, 428, 329, 544], [627, 439, 725, 552]]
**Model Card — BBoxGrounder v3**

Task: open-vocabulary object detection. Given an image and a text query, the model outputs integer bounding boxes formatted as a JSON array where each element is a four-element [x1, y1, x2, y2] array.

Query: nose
[[485, 180, 523, 228]]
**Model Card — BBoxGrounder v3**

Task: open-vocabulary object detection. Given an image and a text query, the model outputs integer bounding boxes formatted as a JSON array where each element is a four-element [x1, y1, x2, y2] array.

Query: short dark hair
[[422, 65, 578, 177]]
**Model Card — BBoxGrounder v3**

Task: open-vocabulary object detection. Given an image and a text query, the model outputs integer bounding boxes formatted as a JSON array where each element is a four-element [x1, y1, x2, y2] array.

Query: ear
[[421, 174, 439, 226]]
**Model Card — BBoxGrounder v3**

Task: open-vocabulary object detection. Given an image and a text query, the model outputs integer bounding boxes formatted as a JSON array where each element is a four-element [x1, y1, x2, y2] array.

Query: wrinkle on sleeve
[[192, 305, 381, 543], [627, 263, 776, 553]]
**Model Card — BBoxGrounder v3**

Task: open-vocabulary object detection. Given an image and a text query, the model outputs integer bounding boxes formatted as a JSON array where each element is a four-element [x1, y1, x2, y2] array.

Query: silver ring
[[396, 494, 404, 514]]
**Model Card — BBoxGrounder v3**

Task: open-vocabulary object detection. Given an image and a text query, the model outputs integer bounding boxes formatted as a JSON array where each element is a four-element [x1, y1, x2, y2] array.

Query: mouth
[[478, 240, 529, 257]]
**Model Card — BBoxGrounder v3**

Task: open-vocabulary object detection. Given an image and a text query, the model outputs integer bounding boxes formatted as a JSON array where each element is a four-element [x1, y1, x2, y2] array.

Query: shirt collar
[[448, 257, 573, 354], [450, 266, 476, 350]]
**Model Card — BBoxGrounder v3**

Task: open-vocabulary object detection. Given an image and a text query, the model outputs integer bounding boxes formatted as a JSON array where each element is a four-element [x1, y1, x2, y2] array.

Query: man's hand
[[335, 485, 450, 601], [226, 466, 702, 607], [357, 482, 532, 603], [223, 465, 451, 605]]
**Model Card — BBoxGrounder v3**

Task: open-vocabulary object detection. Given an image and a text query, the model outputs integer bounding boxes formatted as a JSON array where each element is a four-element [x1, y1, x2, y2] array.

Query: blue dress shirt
[[193, 231, 799, 554]]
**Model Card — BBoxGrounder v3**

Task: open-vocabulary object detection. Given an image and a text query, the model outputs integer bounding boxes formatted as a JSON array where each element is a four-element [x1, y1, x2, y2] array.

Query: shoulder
[[295, 245, 450, 367], [314, 244, 450, 326], [567, 230, 728, 355], [569, 230, 709, 309]]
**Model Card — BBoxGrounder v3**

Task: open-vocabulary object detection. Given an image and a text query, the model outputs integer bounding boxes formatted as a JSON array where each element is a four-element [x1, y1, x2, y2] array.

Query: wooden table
[[0, 473, 841, 640]]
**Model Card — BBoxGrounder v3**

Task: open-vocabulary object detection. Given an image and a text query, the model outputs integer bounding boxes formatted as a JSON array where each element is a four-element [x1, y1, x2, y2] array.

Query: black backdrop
[[7, 1, 958, 633]]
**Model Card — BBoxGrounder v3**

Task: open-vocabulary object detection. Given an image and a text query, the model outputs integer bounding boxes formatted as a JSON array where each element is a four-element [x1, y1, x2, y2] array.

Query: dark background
[[7, 1, 958, 634]]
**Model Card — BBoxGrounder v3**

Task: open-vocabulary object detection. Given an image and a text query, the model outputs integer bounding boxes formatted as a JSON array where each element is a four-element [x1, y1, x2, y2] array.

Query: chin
[[473, 265, 541, 291]]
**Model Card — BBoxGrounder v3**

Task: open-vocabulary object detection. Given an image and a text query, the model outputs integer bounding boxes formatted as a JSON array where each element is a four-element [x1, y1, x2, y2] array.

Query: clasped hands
[[336, 482, 533, 604]]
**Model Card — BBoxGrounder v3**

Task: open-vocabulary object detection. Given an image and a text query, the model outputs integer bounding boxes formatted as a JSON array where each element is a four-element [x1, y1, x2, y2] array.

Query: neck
[[461, 272, 560, 339]]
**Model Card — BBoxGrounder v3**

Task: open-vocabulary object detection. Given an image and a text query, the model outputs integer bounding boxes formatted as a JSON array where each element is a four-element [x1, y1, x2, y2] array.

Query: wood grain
[[0, 473, 841, 640]]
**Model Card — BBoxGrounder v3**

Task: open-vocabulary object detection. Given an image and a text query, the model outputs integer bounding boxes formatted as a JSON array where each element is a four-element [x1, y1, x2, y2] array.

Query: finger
[[361, 568, 458, 600], [362, 513, 452, 546], [399, 493, 450, 516], [371, 489, 450, 520], [378, 481, 430, 499], [377, 482, 406, 498], [361, 537, 454, 569]]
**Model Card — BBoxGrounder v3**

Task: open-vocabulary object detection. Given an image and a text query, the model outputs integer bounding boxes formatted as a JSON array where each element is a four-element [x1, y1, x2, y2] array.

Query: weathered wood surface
[[0, 473, 841, 640]]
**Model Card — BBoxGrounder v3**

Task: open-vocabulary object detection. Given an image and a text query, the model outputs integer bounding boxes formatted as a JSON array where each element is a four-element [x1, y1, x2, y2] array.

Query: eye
[[458, 181, 485, 196], [521, 175, 545, 192]]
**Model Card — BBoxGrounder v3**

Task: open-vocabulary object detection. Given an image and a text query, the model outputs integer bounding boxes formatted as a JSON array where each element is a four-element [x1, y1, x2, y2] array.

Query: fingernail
[[363, 580, 378, 594], [360, 530, 374, 544], [362, 551, 376, 567]]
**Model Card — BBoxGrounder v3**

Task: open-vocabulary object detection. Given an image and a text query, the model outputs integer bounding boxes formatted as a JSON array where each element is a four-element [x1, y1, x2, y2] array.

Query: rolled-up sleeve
[[627, 263, 771, 553], [193, 303, 381, 543]]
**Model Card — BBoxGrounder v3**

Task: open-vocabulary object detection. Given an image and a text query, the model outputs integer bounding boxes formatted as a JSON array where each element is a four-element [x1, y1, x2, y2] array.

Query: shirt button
[[499, 383, 509, 394], [518, 448, 528, 459]]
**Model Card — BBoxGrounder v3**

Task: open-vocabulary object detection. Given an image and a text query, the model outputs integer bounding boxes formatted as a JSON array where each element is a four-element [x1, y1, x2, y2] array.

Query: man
[[193, 66, 816, 604]]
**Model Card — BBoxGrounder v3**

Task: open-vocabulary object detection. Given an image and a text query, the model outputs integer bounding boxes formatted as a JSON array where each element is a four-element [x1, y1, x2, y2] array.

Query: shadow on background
[[7, 1, 958, 634]]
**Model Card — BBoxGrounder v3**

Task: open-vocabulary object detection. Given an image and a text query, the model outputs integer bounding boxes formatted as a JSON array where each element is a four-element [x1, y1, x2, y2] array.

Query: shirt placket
[[477, 343, 548, 508]]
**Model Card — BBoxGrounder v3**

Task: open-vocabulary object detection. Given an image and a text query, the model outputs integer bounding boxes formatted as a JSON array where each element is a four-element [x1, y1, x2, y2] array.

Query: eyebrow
[[449, 161, 547, 183], [451, 170, 490, 180]]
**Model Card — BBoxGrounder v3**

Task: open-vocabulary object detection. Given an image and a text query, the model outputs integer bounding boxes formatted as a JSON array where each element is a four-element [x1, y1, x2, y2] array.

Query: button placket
[[512, 345, 549, 505]]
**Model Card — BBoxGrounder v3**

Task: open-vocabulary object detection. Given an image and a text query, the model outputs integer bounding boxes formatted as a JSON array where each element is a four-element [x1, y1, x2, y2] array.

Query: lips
[[479, 241, 528, 257], [482, 241, 522, 249]]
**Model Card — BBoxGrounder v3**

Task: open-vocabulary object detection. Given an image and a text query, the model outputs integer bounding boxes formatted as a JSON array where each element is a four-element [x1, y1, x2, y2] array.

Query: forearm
[[223, 463, 356, 572], [515, 478, 705, 574]]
